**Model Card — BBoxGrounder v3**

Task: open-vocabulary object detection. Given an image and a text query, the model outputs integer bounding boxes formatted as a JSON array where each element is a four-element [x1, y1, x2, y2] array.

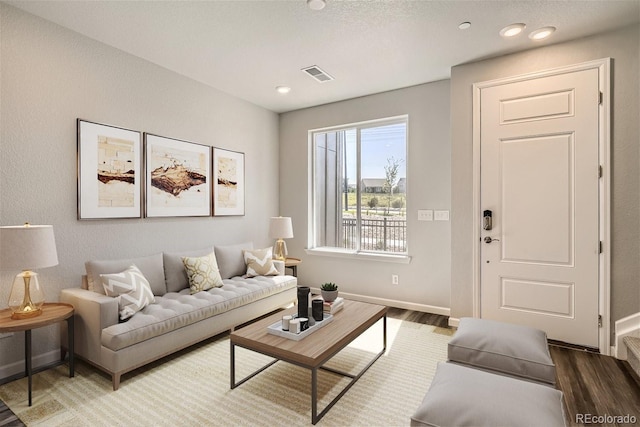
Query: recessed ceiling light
[[458, 22, 471, 30], [276, 86, 291, 94], [307, 0, 326, 11], [499, 23, 526, 38], [529, 26, 556, 40]]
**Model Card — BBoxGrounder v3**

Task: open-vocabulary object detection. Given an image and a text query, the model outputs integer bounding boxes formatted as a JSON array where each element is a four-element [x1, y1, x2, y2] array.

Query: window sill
[[305, 247, 411, 264]]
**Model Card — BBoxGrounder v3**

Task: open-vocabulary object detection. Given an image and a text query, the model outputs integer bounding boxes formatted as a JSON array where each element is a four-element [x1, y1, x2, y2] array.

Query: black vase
[[297, 286, 310, 319]]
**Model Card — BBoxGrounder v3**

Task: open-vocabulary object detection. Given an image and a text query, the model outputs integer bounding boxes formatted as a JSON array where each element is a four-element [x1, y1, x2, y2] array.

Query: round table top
[[284, 257, 302, 267], [0, 302, 74, 332]]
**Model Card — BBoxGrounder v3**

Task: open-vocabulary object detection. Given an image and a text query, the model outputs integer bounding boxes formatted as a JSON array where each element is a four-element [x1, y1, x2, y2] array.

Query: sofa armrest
[[60, 288, 119, 364], [273, 259, 285, 275]]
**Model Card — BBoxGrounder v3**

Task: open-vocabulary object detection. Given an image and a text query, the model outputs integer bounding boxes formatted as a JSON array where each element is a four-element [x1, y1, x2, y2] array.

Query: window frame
[[307, 115, 410, 263]]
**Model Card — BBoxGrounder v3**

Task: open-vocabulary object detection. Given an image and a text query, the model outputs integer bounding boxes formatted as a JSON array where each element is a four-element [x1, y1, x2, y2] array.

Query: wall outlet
[[434, 210, 450, 221], [392, 274, 399, 285], [418, 209, 433, 221]]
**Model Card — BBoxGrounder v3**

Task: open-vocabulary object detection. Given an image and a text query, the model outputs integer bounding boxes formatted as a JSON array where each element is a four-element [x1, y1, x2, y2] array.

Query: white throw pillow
[[182, 252, 224, 294], [101, 265, 156, 321], [243, 248, 279, 277]]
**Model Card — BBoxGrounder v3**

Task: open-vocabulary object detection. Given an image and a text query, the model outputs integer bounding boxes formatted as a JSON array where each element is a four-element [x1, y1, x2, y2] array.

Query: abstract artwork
[[213, 148, 245, 216], [145, 134, 211, 217], [77, 119, 142, 219]]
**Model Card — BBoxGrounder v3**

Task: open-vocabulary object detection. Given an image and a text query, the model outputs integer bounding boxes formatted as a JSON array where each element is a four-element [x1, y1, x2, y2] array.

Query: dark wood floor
[[1, 309, 639, 426], [550, 344, 640, 426]]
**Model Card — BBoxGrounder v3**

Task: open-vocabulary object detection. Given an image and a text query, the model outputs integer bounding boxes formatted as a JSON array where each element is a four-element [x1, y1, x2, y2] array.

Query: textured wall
[[450, 25, 640, 336], [279, 80, 451, 310], [0, 5, 279, 373]]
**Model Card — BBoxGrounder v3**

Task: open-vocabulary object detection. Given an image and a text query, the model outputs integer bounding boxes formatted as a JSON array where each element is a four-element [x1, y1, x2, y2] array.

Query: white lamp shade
[[269, 217, 293, 239], [0, 224, 59, 271]]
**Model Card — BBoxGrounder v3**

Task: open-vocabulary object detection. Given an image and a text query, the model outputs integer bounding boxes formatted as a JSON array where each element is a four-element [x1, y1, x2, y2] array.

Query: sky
[[344, 122, 407, 183]]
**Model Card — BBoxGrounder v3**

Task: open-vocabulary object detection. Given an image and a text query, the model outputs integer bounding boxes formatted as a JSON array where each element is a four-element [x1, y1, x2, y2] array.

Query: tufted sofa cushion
[[101, 275, 295, 351]]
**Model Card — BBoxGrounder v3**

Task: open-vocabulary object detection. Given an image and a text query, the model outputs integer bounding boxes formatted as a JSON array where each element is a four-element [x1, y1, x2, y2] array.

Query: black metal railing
[[342, 217, 407, 253]]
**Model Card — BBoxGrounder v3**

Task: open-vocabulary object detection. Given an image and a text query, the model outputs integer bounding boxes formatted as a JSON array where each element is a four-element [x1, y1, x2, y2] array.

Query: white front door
[[479, 68, 601, 348]]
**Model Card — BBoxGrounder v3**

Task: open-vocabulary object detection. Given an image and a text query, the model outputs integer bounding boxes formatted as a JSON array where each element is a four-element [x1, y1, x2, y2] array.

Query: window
[[310, 116, 407, 256]]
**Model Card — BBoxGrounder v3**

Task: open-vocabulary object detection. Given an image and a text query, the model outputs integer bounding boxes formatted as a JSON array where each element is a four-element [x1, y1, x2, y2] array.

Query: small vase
[[297, 286, 310, 319], [321, 290, 338, 302]]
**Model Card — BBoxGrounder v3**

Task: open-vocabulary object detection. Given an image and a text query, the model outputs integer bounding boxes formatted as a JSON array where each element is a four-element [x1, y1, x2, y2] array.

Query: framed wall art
[[77, 119, 142, 219], [213, 148, 245, 216], [145, 134, 211, 217]]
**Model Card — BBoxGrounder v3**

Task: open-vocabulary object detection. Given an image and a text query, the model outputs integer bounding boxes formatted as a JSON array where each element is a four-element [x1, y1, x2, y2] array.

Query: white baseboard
[[0, 349, 62, 381], [448, 317, 460, 328], [614, 312, 640, 359], [309, 288, 450, 317]]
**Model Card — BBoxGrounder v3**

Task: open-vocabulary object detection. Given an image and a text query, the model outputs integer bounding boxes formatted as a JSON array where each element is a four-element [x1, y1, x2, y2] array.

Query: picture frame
[[144, 134, 211, 217], [213, 148, 245, 216], [77, 119, 142, 219]]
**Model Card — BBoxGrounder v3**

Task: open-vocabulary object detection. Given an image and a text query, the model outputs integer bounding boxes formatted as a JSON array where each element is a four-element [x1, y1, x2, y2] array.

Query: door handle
[[484, 236, 500, 243]]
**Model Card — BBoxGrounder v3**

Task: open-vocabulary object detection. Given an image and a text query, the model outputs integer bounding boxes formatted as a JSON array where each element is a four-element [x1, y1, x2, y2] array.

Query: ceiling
[[6, 0, 640, 113]]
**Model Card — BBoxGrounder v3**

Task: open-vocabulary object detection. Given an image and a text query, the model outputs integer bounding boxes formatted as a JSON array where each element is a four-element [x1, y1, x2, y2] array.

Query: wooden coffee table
[[230, 299, 387, 424]]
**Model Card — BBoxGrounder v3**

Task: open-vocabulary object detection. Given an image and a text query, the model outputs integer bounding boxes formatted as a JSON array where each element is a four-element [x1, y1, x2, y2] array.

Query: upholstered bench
[[410, 362, 566, 427], [447, 317, 556, 385]]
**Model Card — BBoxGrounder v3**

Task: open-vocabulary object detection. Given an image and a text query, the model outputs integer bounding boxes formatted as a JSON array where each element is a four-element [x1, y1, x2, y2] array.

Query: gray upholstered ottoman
[[410, 362, 566, 427], [448, 317, 556, 385]]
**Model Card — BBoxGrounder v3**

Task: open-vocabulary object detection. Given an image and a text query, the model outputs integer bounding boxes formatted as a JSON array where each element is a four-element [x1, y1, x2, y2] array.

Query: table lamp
[[269, 217, 293, 261], [0, 224, 58, 319]]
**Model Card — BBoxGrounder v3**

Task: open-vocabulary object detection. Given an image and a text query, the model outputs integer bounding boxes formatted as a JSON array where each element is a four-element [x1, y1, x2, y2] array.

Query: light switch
[[418, 210, 433, 221], [434, 210, 450, 221]]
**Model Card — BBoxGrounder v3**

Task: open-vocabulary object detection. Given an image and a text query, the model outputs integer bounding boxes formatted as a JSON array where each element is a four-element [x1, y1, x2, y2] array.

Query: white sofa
[[60, 243, 297, 390]]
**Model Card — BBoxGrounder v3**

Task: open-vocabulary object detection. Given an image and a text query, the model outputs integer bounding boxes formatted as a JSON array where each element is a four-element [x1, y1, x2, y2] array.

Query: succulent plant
[[320, 282, 338, 291]]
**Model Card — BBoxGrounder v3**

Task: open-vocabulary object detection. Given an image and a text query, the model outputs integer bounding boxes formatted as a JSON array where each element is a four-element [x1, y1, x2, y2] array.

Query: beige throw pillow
[[243, 248, 279, 277], [182, 252, 224, 294], [101, 265, 156, 321]]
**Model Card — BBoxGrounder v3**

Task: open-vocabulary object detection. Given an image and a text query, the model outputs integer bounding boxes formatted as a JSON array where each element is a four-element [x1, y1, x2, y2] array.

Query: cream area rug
[[0, 318, 452, 426]]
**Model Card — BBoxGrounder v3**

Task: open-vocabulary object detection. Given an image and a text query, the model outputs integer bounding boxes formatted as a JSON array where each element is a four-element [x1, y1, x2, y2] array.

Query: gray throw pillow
[[86, 253, 165, 296], [214, 242, 253, 279], [163, 247, 214, 293]]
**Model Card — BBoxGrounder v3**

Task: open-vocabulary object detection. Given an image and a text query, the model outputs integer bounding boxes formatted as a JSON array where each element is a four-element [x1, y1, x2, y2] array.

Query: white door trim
[[472, 58, 611, 355]]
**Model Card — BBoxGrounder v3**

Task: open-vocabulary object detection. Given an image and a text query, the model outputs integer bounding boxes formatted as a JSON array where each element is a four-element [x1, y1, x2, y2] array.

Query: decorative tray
[[267, 313, 333, 341]]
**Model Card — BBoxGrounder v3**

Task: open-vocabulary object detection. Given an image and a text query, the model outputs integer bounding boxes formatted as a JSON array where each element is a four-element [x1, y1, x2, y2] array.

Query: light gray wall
[[0, 4, 279, 371], [279, 81, 451, 310], [451, 24, 640, 333]]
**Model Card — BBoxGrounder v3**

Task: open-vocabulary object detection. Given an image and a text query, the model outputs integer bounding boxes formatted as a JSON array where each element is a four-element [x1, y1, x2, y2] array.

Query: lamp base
[[273, 239, 288, 261], [11, 307, 43, 320], [8, 271, 45, 320]]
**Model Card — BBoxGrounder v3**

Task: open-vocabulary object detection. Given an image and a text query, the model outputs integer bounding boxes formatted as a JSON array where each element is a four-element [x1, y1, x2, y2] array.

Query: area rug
[[0, 318, 452, 426]]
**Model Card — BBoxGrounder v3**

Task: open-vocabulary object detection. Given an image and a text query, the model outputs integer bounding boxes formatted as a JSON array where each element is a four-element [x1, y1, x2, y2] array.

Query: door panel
[[501, 133, 573, 265], [480, 68, 600, 348]]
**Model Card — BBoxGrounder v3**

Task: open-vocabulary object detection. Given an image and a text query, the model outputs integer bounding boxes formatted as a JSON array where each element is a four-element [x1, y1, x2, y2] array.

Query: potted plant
[[320, 282, 339, 302]]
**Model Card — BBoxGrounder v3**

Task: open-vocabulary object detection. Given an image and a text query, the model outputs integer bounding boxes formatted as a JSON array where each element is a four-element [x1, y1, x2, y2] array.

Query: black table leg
[[25, 329, 32, 407]]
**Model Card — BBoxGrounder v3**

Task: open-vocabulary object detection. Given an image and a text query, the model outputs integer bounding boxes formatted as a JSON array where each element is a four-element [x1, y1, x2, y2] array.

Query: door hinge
[[599, 241, 603, 253], [599, 91, 603, 105], [598, 165, 603, 178], [598, 315, 602, 328]]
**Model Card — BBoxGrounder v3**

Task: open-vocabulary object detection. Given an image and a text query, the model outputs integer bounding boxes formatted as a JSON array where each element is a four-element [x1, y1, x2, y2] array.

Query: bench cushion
[[410, 362, 566, 427], [448, 317, 556, 385]]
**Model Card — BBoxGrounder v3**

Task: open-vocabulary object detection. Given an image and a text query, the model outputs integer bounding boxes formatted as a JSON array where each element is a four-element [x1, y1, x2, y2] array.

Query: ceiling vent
[[301, 65, 334, 83]]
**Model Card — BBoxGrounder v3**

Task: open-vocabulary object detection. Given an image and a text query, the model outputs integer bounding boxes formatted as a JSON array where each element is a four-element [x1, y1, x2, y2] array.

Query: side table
[[284, 257, 302, 277], [0, 302, 74, 406]]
